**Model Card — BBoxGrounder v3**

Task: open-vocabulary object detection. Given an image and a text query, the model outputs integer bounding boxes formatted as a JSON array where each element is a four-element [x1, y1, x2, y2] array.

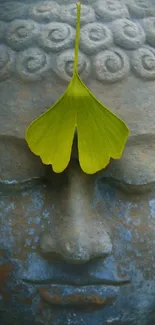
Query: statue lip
[[22, 278, 130, 306], [21, 254, 131, 295], [22, 262, 130, 306], [22, 277, 130, 286], [38, 284, 122, 306]]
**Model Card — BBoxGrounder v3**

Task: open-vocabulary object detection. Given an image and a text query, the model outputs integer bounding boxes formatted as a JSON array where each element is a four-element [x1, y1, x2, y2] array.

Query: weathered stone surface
[[126, 0, 155, 18], [0, 136, 45, 182], [60, 3, 96, 26], [131, 46, 155, 79], [105, 135, 155, 185], [0, 44, 15, 81], [0, 1, 28, 21], [0, 21, 7, 41], [0, 2, 155, 325], [15, 47, 51, 81], [93, 47, 130, 82], [112, 18, 146, 50], [6, 19, 40, 51], [29, 1, 60, 23], [94, 0, 129, 21], [142, 17, 155, 46], [37, 22, 75, 52], [80, 22, 113, 54], [0, 0, 154, 84], [54, 49, 91, 81]]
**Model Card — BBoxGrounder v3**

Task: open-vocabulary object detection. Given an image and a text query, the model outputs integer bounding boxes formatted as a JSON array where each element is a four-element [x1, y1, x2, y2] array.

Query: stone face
[[1, 1, 155, 325]]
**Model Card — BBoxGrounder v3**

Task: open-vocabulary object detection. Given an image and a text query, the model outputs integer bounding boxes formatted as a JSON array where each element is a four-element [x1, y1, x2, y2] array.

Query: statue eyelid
[[99, 135, 155, 194], [0, 136, 46, 185], [101, 177, 154, 195], [0, 178, 44, 195]]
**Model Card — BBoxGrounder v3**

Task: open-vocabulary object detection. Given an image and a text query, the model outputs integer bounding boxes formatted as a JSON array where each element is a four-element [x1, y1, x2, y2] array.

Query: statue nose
[[40, 161, 112, 264], [40, 221, 112, 264]]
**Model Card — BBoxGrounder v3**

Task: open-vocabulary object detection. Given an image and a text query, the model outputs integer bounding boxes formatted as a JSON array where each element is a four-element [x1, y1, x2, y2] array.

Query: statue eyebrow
[[126, 133, 155, 147], [0, 133, 155, 149], [0, 134, 27, 143]]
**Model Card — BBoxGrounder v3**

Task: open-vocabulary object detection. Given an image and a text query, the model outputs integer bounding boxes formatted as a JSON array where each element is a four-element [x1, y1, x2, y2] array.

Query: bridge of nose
[[40, 161, 112, 263]]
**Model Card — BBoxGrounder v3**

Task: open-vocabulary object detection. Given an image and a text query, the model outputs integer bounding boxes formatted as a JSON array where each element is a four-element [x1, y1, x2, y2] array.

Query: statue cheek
[[0, 250, 13, 302], [0, 251, 38, 309], [109, 197, 155, 277], [0, 190, 45, 254], [0, 213, 41, 254]]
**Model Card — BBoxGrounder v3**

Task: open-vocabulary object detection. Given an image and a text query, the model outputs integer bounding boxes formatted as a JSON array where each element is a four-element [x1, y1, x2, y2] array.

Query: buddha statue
[[1, 0, 155, 324]]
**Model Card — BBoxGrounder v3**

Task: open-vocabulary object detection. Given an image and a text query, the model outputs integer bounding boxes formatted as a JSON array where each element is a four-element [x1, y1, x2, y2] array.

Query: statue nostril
[[40, 231, 55, 253], [60, 241, 91, 264], [96, 233, 113, 256], [40, 226, 113, 264]]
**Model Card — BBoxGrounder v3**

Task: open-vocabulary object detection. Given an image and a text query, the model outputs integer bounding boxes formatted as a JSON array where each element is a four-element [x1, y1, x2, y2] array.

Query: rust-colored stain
[[18, 85, 30, 101], [10, 284, 35, 305], [16, 297, 33, 304], [0, 263, 12, 288], [66, 295, 108, 305], [0, 262, 12, 301], [48, 286, 61, 295], [39, 288, 112, 306], [39, 289, 62, 304], [121, 219, 150, 232], [0, 250, 7, 258]]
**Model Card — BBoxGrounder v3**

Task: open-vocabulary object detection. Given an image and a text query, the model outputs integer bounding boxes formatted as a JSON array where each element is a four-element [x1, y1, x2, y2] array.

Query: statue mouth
[[21, 254, 131, 307], [22, 277, 130, 286], [37, 284, 124, 306], [38, 284, 118, 306], [22, 278, 130, 307]]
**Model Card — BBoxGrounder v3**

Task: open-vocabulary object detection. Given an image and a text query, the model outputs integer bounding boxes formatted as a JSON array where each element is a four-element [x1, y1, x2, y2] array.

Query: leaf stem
[[73, 2, 81, 74]]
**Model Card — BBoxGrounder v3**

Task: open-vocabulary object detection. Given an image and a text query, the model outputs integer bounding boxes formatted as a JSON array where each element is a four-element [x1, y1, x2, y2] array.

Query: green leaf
[[26, 2, 130, 174]]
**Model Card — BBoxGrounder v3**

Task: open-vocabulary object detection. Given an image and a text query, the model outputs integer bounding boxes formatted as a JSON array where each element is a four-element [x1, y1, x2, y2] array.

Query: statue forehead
[[0, 76, 154, 139], [0, 0, 155, 139]]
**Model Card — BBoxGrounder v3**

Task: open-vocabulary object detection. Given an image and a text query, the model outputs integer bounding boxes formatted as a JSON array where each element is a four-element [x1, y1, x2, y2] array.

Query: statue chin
[[1, 0, 155, 324]]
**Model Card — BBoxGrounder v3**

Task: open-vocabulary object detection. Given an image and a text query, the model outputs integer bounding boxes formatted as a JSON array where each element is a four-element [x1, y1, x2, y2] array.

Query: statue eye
[[101, 177, 153, 195], [0, 135, 45, 187], [100, 136, 155, 195]]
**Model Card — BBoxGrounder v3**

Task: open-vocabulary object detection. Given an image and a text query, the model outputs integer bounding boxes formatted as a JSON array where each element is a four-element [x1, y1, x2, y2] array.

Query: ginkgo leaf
[[26, 2, 130, 174], [25, 89, 76, 173]]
